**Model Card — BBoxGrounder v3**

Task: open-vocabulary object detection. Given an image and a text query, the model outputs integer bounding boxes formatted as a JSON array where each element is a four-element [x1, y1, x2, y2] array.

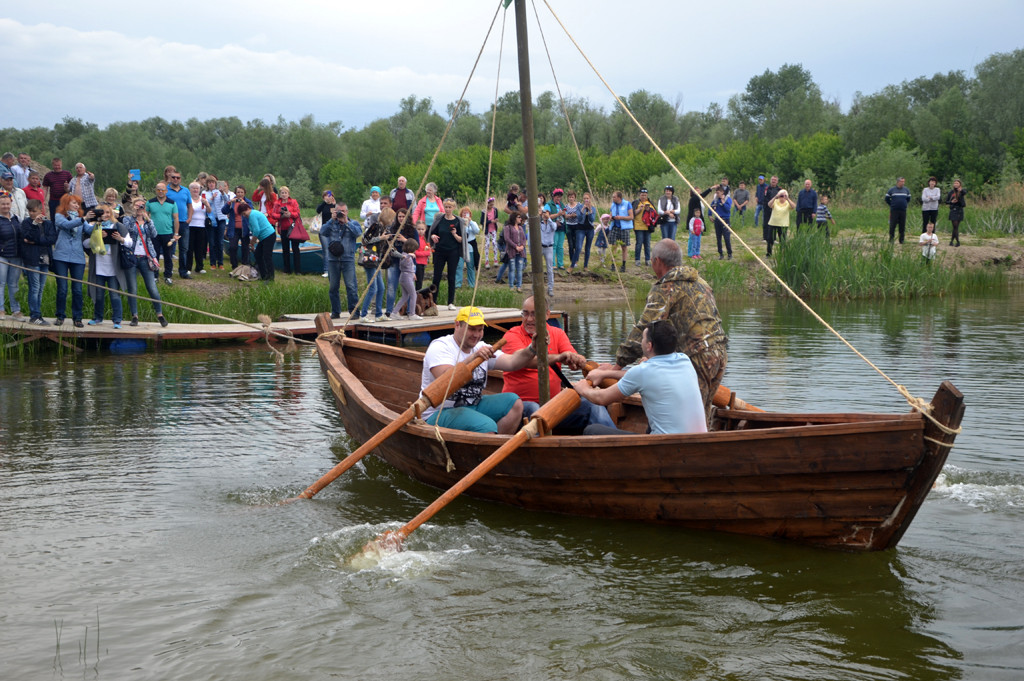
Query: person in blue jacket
[[319, 203, 363, 317], [52, 194, 96, 326], [18, 199, 58, 324], [885, 177, 912, 244], [237, 202, 277, 281]]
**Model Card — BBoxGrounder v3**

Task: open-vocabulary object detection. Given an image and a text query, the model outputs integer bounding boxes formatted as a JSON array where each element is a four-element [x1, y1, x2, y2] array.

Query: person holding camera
[[267, 186, 305, 274], [428, 198, 464, 311], [320, 203, 363, 317], [52, 194, 96, 327], [121, 196, 168, 327], [315, 189, 338, 277]]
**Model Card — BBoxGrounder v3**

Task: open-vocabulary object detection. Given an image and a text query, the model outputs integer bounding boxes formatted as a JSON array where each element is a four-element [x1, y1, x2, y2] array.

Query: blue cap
[[370, 186, 381, 194], [758, 175, 765, 180]]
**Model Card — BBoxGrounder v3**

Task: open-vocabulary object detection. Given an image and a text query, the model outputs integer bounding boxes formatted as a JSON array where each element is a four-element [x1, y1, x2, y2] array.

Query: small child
[[595, 213, 611, 266], [687, 208, 703, 259], [395, 237, 422, 319], [919, 221, 938, 261], [816, 195, 837, 238], [414, 221, 431, 289], [506, 183, 521, 216]]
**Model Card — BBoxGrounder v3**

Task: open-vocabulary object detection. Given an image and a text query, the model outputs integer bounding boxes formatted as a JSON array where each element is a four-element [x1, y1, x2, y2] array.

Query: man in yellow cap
[[419, 306, 571, 433]]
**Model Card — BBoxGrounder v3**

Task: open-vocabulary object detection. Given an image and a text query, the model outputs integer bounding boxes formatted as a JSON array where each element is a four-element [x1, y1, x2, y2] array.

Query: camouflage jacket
[[615, 265, 727, 367]]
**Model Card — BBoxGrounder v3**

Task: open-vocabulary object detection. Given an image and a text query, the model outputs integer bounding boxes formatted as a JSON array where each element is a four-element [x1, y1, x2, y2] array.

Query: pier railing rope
[[538, 0, 960, 439]]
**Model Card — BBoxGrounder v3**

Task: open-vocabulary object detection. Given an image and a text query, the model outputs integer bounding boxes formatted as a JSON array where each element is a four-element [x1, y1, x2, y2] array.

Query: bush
[[836, 140, 928, 203]]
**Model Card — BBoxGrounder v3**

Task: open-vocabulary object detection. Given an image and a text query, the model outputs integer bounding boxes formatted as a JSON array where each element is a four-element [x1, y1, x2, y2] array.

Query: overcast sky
[[4, 0, 1023, 132]]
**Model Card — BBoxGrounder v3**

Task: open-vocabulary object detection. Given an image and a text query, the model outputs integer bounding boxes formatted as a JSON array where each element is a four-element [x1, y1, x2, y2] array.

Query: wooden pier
[[1, 306, 565, 351]]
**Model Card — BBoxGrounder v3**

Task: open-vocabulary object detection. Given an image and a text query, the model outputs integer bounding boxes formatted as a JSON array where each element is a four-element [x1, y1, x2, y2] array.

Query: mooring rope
[[428, 0, 509, 460], [528, 0, 636, 327], [343, 0, 505, 329], [538, 0, 961, 438]]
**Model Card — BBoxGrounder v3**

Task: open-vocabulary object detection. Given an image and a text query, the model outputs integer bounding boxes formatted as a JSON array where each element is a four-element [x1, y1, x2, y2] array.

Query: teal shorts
[[425, 393, 520, 433]]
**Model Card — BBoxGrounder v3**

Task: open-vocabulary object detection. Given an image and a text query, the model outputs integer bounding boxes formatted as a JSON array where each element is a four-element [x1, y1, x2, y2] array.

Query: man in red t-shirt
[[501, 296, 616, 433]]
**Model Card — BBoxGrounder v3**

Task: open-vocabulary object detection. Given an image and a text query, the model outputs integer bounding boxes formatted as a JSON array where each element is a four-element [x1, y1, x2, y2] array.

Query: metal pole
[[514, 0, 549, 404]]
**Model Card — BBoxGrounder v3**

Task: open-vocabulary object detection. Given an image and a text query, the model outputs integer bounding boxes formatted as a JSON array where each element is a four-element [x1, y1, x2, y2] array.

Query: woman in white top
[[921, 176, 941, 233], [186, 181, 212, 274]]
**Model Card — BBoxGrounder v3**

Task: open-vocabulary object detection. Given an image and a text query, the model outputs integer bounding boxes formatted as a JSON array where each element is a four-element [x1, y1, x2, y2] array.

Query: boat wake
[[933, 465, 1024, 514]]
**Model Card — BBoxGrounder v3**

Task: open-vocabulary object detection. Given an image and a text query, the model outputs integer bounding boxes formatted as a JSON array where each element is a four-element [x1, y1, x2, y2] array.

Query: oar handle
[[421, 338, 507, 406], [293, 338, 508, 501], [374, 388, 581, 549]]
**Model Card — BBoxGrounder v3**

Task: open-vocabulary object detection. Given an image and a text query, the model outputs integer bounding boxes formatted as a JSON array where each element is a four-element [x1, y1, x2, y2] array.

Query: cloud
[[1, 18, 504, 128]]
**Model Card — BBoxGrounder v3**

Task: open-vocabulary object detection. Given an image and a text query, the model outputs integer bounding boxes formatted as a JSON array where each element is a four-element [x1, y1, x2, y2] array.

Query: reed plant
[[772, 229, 1008, 299]]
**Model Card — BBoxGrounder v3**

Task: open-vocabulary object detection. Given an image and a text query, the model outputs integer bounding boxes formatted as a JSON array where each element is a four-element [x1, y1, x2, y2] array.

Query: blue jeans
[[523, 396, 614, 434], [688, 233, 701, 257], [571, 228, 594, 268], [319, 238, 329, 274], [92, 273, 123, 323], [52, 260, 86, 321], [753, 204, 764, 227], [455, 252, 476, 288], [360, 267, 384, 317], [509, 255, 526, 289], [0, 255, 21, 315], [634, 230, 651, 263], [25, 263, 48, 319], [341, 260, 358, 312], [660, 221, 678, 241], [385, 261, 401, 315], [553, 230, 566, 268], [425, 393, 520, 433], [326, 260, 345, 315], [122, 264, 163, 317], [177, 221, 190, 276], [207, 220, 225, 266]]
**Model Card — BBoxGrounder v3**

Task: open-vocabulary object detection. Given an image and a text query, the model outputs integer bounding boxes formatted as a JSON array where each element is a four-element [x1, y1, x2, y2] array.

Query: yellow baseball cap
[[455, 306, 486, 326]]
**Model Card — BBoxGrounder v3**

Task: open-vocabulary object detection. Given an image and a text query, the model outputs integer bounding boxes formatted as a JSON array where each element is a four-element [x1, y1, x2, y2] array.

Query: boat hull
[[314, 320, 964, 551]]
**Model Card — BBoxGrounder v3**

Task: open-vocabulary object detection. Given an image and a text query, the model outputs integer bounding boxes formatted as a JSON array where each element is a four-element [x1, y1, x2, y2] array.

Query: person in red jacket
[[267, 186, 305, 274]]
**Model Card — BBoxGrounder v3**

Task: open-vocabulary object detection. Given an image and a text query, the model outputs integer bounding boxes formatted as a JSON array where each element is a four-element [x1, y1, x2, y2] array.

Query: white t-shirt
[[919, 232, 938, 259], [616, 352, 707, 434], [419, 335, 503, 418]]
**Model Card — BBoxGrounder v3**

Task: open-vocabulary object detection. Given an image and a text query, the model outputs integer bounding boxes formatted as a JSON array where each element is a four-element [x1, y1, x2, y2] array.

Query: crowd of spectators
[[0, 150, 973, 326]]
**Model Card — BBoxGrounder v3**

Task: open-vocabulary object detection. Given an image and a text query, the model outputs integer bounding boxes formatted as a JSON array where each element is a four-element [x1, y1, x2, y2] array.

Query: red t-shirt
[[24, 186, 45, 203], [501, 323, 574, 403]]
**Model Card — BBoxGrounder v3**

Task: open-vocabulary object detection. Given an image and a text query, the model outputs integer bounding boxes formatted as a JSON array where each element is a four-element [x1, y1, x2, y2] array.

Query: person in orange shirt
[[501, 296, 616, 434]]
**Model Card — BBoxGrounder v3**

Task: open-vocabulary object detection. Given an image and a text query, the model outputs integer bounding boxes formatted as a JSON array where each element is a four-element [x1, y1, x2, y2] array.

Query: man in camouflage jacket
[[613, 239, 727, 419]]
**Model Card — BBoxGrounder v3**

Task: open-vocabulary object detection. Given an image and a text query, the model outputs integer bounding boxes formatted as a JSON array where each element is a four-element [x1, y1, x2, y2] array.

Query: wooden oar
[[363, 387, 582, 554], [582, 360, 763, 412], [290, 338, 508, 501]]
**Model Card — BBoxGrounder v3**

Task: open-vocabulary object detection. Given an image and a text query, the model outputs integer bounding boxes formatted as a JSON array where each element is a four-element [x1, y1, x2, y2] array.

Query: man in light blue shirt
[[574, 320, 708, 435]]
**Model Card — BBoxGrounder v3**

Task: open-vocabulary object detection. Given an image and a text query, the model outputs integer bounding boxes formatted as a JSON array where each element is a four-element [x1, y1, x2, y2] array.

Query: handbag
[[118, 242, 138, 270]]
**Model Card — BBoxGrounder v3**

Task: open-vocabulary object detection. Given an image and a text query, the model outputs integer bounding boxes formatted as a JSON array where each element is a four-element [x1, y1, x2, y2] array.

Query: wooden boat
[[314, 317, 965, 552]]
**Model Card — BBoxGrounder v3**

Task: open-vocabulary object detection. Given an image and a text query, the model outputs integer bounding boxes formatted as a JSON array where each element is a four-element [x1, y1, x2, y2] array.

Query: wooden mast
[[513, 0, 550, 404]]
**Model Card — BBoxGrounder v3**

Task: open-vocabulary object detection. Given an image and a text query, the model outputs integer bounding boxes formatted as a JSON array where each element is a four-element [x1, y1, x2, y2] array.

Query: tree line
[[3, 49, 1022, 209]]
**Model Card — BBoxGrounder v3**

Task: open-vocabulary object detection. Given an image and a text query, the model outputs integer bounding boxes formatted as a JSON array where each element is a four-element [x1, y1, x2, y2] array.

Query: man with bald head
[[607, 239, 728, 422], [501, 296, 615, 433], [147, 182, 180, 284]]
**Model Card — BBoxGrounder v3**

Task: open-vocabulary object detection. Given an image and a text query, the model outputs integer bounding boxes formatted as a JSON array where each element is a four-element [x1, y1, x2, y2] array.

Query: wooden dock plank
[[0, 306, 563, 346]]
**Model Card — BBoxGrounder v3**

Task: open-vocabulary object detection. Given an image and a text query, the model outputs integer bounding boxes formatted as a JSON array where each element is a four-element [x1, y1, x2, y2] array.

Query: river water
[[1, 292, 1022, 680]]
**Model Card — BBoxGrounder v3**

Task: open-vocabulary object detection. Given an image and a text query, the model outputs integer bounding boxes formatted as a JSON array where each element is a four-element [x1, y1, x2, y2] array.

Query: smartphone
[[129, 169, 141, 181]]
